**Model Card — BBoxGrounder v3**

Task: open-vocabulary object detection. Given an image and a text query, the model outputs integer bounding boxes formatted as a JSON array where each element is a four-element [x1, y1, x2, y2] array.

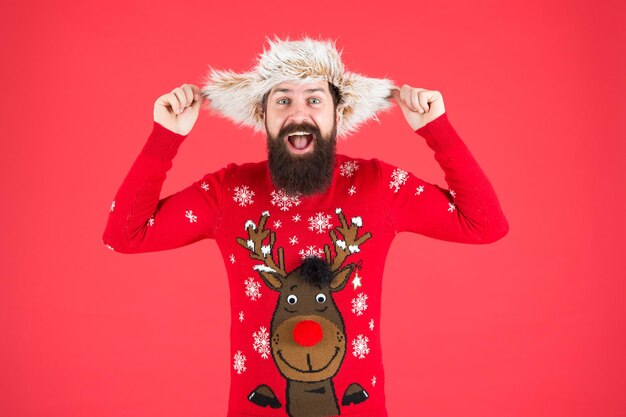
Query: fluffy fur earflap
[[200, 36, 396, 138]]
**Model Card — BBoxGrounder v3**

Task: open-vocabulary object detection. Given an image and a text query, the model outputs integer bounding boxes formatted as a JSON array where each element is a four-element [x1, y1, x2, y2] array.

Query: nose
[[286, 100, 313, 124], [292, 320, 323, 347]]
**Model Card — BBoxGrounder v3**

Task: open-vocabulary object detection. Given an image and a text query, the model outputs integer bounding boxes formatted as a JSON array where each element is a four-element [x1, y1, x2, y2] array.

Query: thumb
[[191, 91, 205, 110], [390, 88, 408, 111], [391, 88, 401, 102]]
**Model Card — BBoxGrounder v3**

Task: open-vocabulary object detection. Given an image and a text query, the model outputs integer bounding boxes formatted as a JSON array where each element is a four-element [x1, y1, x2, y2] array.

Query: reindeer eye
[[316, 293, 326, 303], [287, 294, 298, 305]]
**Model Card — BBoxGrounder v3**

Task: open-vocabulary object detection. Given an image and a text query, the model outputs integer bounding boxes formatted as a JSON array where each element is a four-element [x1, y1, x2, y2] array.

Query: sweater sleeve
[[102, 121, 227, 254], [377, 112, 509, 244]]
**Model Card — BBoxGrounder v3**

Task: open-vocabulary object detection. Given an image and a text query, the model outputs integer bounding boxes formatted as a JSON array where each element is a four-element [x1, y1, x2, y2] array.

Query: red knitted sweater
[[103, 112, 508, 417]]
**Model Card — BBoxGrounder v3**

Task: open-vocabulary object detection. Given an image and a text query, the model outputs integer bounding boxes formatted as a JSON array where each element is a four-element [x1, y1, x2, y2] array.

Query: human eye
[[277, 98, 290, 105], [309, 97, 321, 104]]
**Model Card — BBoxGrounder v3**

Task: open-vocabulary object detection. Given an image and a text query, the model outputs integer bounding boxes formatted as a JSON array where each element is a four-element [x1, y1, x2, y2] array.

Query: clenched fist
[[154, 84, 205, 136], [391, 85, 446, 131]]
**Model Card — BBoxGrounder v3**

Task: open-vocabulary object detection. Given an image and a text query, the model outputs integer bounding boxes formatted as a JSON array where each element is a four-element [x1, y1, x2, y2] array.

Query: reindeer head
[[237, 209, 372, 383]]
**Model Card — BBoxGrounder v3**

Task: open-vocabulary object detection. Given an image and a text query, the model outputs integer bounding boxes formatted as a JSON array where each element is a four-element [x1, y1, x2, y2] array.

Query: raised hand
[[153, 83, 205, 136], [391, 85, 446, 131]]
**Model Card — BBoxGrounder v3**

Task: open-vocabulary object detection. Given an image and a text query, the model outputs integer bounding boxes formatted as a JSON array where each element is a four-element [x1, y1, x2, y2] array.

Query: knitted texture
[[103, 112, 508, 417]]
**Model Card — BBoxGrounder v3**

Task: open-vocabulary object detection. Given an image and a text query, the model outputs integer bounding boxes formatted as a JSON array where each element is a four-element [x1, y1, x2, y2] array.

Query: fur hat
[[200, 36, 396, 138]]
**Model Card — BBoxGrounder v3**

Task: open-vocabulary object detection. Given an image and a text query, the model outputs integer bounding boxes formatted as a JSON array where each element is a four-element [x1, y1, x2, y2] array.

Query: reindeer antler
[[324, 208, 372, 272], [237, 211, 287, 277]]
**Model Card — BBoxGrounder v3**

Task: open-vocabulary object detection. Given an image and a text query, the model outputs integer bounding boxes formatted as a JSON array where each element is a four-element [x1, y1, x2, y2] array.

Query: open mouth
[[285, 131, 315, 154]]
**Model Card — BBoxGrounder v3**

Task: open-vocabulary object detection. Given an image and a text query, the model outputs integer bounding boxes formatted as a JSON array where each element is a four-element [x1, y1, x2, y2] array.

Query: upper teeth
[[290, 132, 310, 136]]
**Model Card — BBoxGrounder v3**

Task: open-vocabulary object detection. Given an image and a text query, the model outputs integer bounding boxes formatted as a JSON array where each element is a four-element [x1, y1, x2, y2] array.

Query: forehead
[[269, 79, 330, 95]]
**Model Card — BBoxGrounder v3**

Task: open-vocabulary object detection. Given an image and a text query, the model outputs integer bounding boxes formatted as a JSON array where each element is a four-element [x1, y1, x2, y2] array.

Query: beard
[[266, 119, 337, 196]]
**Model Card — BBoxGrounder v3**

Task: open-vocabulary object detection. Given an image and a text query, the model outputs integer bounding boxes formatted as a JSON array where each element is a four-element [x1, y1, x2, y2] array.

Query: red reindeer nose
[[292, 320, 323, 347]]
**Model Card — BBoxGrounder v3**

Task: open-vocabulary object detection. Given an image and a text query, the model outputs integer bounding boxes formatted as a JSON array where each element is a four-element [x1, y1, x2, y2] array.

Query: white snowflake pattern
[[185, 210, 198, 223], [244, 277, 262, 301], [147, 217, 155, 227], [200, 182, 210, 191], [340, 160, 360, 177], [448, 202, 456, 212], [233, 185, 255, 207], [389, 168, 409, 193], [369, 319, 375, 331], [351, 293, 369, 316], [348, 185, 357, 196], [233, 351, 247, 374], [292, 214, 301, 222], [229, 254, 236, 264], [110, 200, 115, 212], [352, 334, 370, 359], [308, 212, 332, 234], [238, 311, 244, 322], [289, 235, 299, 246], [270, 189, 302, 211], [352, 273, 362, 290], [273, 220, 282, 229], [415, 185, 424, 196], [371, 376, 377, 386], [299, 245, 324, 259], [252, 326, 271, 359], [449, 189, 456, 198]]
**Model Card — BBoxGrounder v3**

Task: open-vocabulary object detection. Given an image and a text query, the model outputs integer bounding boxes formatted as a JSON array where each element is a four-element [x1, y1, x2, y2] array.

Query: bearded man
[[103, 37, 508, 417]]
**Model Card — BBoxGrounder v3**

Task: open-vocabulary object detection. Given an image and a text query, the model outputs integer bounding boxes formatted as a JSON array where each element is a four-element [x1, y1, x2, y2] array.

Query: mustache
[[279, 122, 321, 139]]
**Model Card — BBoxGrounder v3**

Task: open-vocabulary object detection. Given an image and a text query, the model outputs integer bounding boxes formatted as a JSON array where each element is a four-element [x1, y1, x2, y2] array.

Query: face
[[263, 80, 340, 196], [269, 269, 347, 383]]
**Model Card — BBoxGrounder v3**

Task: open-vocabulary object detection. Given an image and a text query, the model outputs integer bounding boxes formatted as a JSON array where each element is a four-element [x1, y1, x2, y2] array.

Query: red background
[[2, 0, 625, 416]]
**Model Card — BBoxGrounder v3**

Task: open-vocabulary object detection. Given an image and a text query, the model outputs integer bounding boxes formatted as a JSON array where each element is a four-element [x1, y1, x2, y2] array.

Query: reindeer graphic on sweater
[[237, 208, 372, 417]]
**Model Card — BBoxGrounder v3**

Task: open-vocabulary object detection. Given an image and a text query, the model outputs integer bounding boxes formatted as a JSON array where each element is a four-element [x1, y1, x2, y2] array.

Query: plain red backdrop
[[1, 0, 625, 416]]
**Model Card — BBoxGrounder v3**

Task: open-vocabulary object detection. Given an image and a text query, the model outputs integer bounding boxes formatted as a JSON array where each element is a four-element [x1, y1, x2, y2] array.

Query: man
[[103, 37, 508, 417]]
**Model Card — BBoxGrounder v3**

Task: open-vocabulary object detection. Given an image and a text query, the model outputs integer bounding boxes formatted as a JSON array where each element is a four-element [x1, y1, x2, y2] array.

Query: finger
[[403, 85, 419, 112], [172, 88, 186, 113], [392, 89, 409, 113], [171, 92, 184, 114], [181, 84, 194, 106], [397, 87, 403, 104], [400, 87, 409, 107], [157, 93, 181, 114], [418, 91, 431, 112], [410, 89, 424, 113], [391, 89, 408, 111], [190, 86, 204, 108], [190, 84, 201, 101], [155, 93, 171, 107]]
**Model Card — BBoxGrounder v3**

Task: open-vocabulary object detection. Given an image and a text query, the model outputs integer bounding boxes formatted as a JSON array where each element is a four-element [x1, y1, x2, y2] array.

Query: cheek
[[266, 114, 285, 134], [316, 116, 335, 133]]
